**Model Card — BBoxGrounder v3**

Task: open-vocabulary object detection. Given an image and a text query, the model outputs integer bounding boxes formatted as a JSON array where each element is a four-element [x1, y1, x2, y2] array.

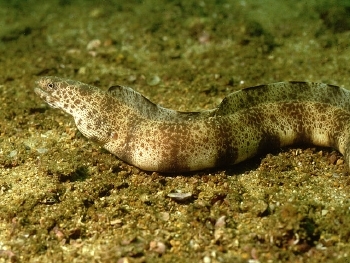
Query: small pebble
[[215, 215, 226, 228], [167, 192, 192, 202], [87, 39, 101, 50], [8, 150, 17, 158], [336, 159, 344, 165], [117, 257, 130, 263], [203, 256, 211, 263], [159, 212, 170, 221], [110, 219, 122, 226], [37, 148, 48, 154], [149, 241, 166, 254], [147, 75, 161, 86]]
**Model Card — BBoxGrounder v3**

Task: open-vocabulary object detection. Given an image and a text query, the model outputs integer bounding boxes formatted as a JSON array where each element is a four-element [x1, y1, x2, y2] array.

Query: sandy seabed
[[0, 0, 350, 262]]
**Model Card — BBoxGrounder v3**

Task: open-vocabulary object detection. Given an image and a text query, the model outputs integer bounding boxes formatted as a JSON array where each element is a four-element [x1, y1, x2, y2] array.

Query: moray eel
[[34, 77, 350, 172]]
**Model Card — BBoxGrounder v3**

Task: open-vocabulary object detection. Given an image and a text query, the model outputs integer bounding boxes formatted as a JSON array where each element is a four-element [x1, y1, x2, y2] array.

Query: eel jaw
[[34, 87, 60, 109]]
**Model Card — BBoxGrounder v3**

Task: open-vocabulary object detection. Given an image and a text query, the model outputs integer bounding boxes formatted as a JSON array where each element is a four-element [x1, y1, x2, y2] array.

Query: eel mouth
[[34, 81, 59, 108]]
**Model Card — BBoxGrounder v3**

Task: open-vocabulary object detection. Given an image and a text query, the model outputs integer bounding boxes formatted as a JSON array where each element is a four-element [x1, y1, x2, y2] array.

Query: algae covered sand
[[0, 0, 350, 262]]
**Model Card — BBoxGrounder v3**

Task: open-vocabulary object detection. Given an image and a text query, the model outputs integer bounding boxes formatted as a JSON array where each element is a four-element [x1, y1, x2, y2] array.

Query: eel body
[[34, 77, 350, 172]]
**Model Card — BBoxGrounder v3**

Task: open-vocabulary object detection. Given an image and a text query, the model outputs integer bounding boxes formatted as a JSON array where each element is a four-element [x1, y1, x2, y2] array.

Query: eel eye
[[47, 82, 55, 89]]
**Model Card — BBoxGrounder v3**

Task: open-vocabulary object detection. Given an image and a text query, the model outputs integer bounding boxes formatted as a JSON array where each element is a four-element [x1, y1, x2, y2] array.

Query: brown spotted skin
[[34, 77, 350, 172]]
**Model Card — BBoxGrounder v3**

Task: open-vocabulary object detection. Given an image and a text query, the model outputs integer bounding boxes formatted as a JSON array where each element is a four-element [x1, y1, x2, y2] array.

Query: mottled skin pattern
[[34, 77, 350, 172]]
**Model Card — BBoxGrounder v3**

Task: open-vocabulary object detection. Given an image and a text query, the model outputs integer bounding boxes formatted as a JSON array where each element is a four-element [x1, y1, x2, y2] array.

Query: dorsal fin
[[108, 85, 158, 111], [108, 85, 161, 118], [107, 85, 210, 121], [216, 82, 350, 116]]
